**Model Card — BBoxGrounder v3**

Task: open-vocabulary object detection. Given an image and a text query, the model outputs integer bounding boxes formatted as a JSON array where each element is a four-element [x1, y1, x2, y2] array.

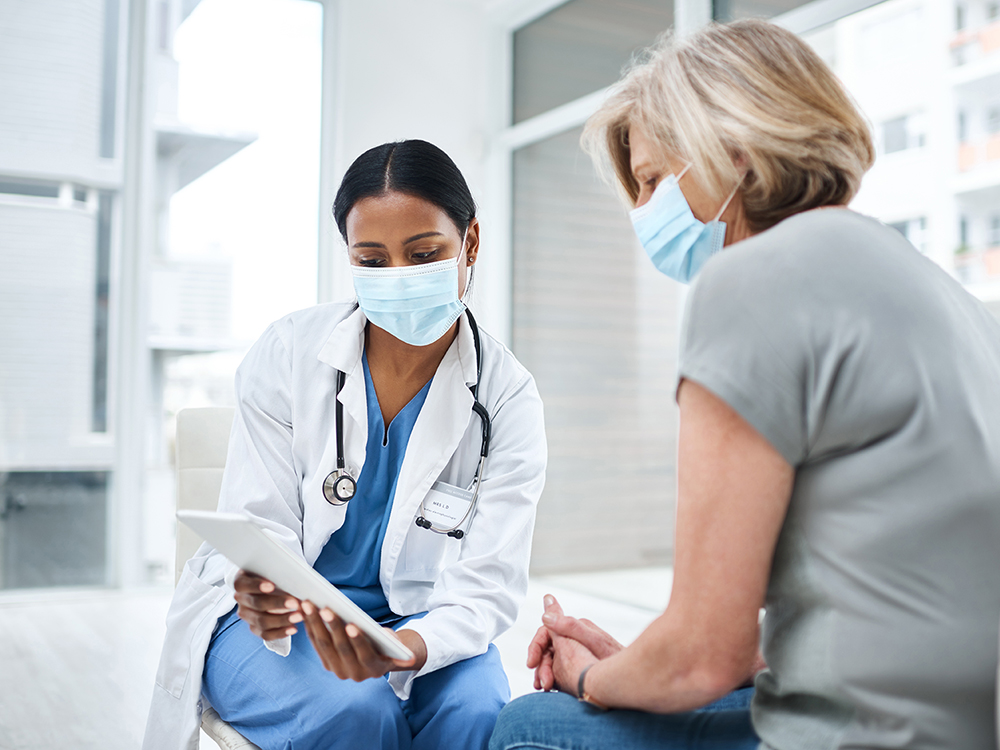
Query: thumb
[[543, 614, 599, 649], [542, 593, 564, 619]]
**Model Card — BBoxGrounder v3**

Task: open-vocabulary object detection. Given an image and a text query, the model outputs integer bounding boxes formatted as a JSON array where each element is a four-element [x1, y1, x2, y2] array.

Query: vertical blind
[[513, 127, 681, 573]]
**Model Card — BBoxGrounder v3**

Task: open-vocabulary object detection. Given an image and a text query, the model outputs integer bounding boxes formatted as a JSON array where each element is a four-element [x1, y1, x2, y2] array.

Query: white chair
[[176, 407, 263, 750]]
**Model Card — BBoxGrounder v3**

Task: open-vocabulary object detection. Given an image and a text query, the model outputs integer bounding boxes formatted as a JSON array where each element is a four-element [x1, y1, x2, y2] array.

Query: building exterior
[[0, 0, 249, 588], [820, 0, 1000, 319]]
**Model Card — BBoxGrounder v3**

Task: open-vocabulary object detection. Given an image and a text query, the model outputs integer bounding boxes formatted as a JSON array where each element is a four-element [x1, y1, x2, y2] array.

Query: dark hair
[[332, 140, 477, 242]]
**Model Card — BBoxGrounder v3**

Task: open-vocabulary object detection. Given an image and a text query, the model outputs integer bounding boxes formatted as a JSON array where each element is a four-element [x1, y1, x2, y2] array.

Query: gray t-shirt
[[679, 208, 1000, 749]]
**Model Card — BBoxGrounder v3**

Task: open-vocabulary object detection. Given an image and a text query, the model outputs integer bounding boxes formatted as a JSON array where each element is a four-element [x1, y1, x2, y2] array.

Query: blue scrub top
[[311, 352, 432, 622], [214, 352, 431, 636]]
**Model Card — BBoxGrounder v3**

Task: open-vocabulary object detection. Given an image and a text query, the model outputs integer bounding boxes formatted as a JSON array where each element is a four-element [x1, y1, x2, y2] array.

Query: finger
[[237, 607, 303, 634], [542, 594, 564, 618], [547, 616, 622, 658], [240, 608, 301, 642], [234, 572, 300, 612], [526, 625, 552, 668], [236, 594, 300, 617], [543, 614, 593, 643], [344, 622, 390, 677], [578, 618, 620, 647], [322, 609, 364, 681], [386, 628, 417, 670], [302, 601, 344, 677], [234, 571, 279, 595], [539, 650, 555, 691]]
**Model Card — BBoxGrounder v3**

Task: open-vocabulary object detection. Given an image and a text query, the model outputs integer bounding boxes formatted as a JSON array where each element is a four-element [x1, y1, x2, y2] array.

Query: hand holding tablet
[[177, 510, 415, 664]]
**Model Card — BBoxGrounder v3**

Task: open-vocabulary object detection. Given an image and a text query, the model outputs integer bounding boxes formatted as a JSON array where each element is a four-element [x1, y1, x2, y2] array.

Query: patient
[[491, 19, 1000, 750]]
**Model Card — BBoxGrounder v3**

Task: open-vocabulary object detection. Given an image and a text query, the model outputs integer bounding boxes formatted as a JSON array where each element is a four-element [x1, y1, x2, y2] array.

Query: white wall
[[325, 0, 500, 322]]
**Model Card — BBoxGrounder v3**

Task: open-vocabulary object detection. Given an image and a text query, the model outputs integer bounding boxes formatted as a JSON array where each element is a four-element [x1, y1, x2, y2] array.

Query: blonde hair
[[582, 19, 875, 231]]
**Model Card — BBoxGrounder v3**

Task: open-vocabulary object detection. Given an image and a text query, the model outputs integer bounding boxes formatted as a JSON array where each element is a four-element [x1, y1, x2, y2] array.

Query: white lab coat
[[143, 303, 547, 750]]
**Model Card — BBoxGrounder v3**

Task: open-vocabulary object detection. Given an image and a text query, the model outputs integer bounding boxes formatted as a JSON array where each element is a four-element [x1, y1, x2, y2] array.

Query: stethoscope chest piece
[[323, 470, 356, 505], [324, 367, 357, 506]]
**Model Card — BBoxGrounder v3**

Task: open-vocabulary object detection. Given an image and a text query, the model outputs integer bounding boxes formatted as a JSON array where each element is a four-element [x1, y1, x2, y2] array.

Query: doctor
[[143, 140, 547, 750]]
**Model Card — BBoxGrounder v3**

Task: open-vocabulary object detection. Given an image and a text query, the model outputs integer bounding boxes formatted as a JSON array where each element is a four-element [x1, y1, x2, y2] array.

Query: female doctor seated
[[143, 139, 547, 750]]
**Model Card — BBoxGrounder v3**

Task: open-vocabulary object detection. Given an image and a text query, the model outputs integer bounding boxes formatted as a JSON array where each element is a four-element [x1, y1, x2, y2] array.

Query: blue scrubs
[[204, 354, 510, 750]]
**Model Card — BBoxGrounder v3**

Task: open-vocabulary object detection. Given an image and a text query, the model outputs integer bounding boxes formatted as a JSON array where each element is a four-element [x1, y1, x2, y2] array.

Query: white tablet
[[177, 509, 414, 662]]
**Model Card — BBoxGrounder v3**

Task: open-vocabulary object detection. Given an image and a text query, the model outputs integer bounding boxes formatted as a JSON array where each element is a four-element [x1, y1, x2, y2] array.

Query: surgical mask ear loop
[[458, 227, 472, 303], [712, 174, 745, 223]]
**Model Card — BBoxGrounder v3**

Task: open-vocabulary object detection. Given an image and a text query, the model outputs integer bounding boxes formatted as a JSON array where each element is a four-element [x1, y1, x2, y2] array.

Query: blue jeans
[[204, 611, 510, 750], [488, 687, 757, 750]]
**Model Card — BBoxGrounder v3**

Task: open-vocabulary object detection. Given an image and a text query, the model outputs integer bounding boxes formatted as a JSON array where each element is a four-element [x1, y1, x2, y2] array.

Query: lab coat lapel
[[316, 306, 368, 476], [381, 313, 479, 573]]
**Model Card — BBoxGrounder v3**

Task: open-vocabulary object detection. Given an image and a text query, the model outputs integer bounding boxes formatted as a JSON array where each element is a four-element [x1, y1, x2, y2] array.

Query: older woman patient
[[490, 19, 1000, 750]]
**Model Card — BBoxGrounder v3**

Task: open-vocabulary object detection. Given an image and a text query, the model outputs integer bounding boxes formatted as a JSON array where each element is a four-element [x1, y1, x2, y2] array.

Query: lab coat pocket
[[155, 566, 228, 698], [401, 482, 470, 573], [402, 527, 462, 574], [401, 520, 462, 574]]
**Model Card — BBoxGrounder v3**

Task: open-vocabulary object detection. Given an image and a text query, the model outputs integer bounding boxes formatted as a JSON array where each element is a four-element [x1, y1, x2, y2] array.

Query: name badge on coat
[[423, 481, 475, 528]]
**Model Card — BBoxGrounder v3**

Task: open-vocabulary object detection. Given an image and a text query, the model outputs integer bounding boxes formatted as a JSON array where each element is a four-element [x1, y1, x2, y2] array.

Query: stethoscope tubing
[[323, 309, 492, 539]]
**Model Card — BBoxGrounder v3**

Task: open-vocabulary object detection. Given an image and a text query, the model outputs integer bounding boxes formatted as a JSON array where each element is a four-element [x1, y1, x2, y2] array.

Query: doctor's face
[[345, 191, 480, 298]]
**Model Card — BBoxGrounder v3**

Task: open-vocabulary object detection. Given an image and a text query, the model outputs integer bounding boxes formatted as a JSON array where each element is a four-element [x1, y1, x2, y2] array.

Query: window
[[958, 110, 968, 142], [0, 472, 108, 588], [956, 4, 967, 31], [714, 0, 819, 23], [158, 1, 171, 51], [0, 178, 60, 199], [502, 0, 919, 575], [988, 108, 1000, 134], [510, 0, 683, 572], [512, 127, 679, 572], [0, 0, 324, 590], [92, 192, 113, 433], [99, 0, 120, 159], [142, 0, 323, 583], [512, 0, 674, 124], [881, 113, 925, 154], [960, 216, 970, 247], [991, 215, 1000, 246], [0, 0, 125, 588], [989, 3, 999, 21], [888, 217, 928, 253]]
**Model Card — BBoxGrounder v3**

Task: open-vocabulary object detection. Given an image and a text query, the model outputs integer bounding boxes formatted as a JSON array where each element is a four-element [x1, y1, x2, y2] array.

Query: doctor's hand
[[233, 570, 303, 641], [301, 600, 427, 681], [527, 594, 623, 693]]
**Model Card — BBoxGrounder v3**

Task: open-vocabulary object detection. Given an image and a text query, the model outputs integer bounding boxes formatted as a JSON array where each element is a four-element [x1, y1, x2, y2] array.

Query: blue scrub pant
[[488, 687, 757, 750], [203, 615, 510, 750]]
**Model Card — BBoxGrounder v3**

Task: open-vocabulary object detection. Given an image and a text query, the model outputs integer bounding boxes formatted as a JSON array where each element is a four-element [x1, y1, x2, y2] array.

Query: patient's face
[[629, 127, 715, 225], [345, 191, 479, 299]]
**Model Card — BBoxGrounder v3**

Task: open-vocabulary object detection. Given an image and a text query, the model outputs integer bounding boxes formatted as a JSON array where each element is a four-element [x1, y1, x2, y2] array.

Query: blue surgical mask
[[629, 165, 736, 284], [351, 237, 468, 347]]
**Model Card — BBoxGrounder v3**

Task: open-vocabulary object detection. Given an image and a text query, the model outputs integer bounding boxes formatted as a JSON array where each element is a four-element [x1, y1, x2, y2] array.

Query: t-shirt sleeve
[[677, 250, 811, 467]]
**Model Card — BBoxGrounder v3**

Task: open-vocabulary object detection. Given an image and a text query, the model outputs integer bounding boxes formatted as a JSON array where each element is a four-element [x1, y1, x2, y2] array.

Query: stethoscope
[[322, 310, 492, 540]]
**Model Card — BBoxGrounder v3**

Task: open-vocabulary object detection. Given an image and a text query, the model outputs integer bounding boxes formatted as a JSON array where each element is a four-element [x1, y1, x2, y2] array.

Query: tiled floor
[[0, 567, 672, 749]]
